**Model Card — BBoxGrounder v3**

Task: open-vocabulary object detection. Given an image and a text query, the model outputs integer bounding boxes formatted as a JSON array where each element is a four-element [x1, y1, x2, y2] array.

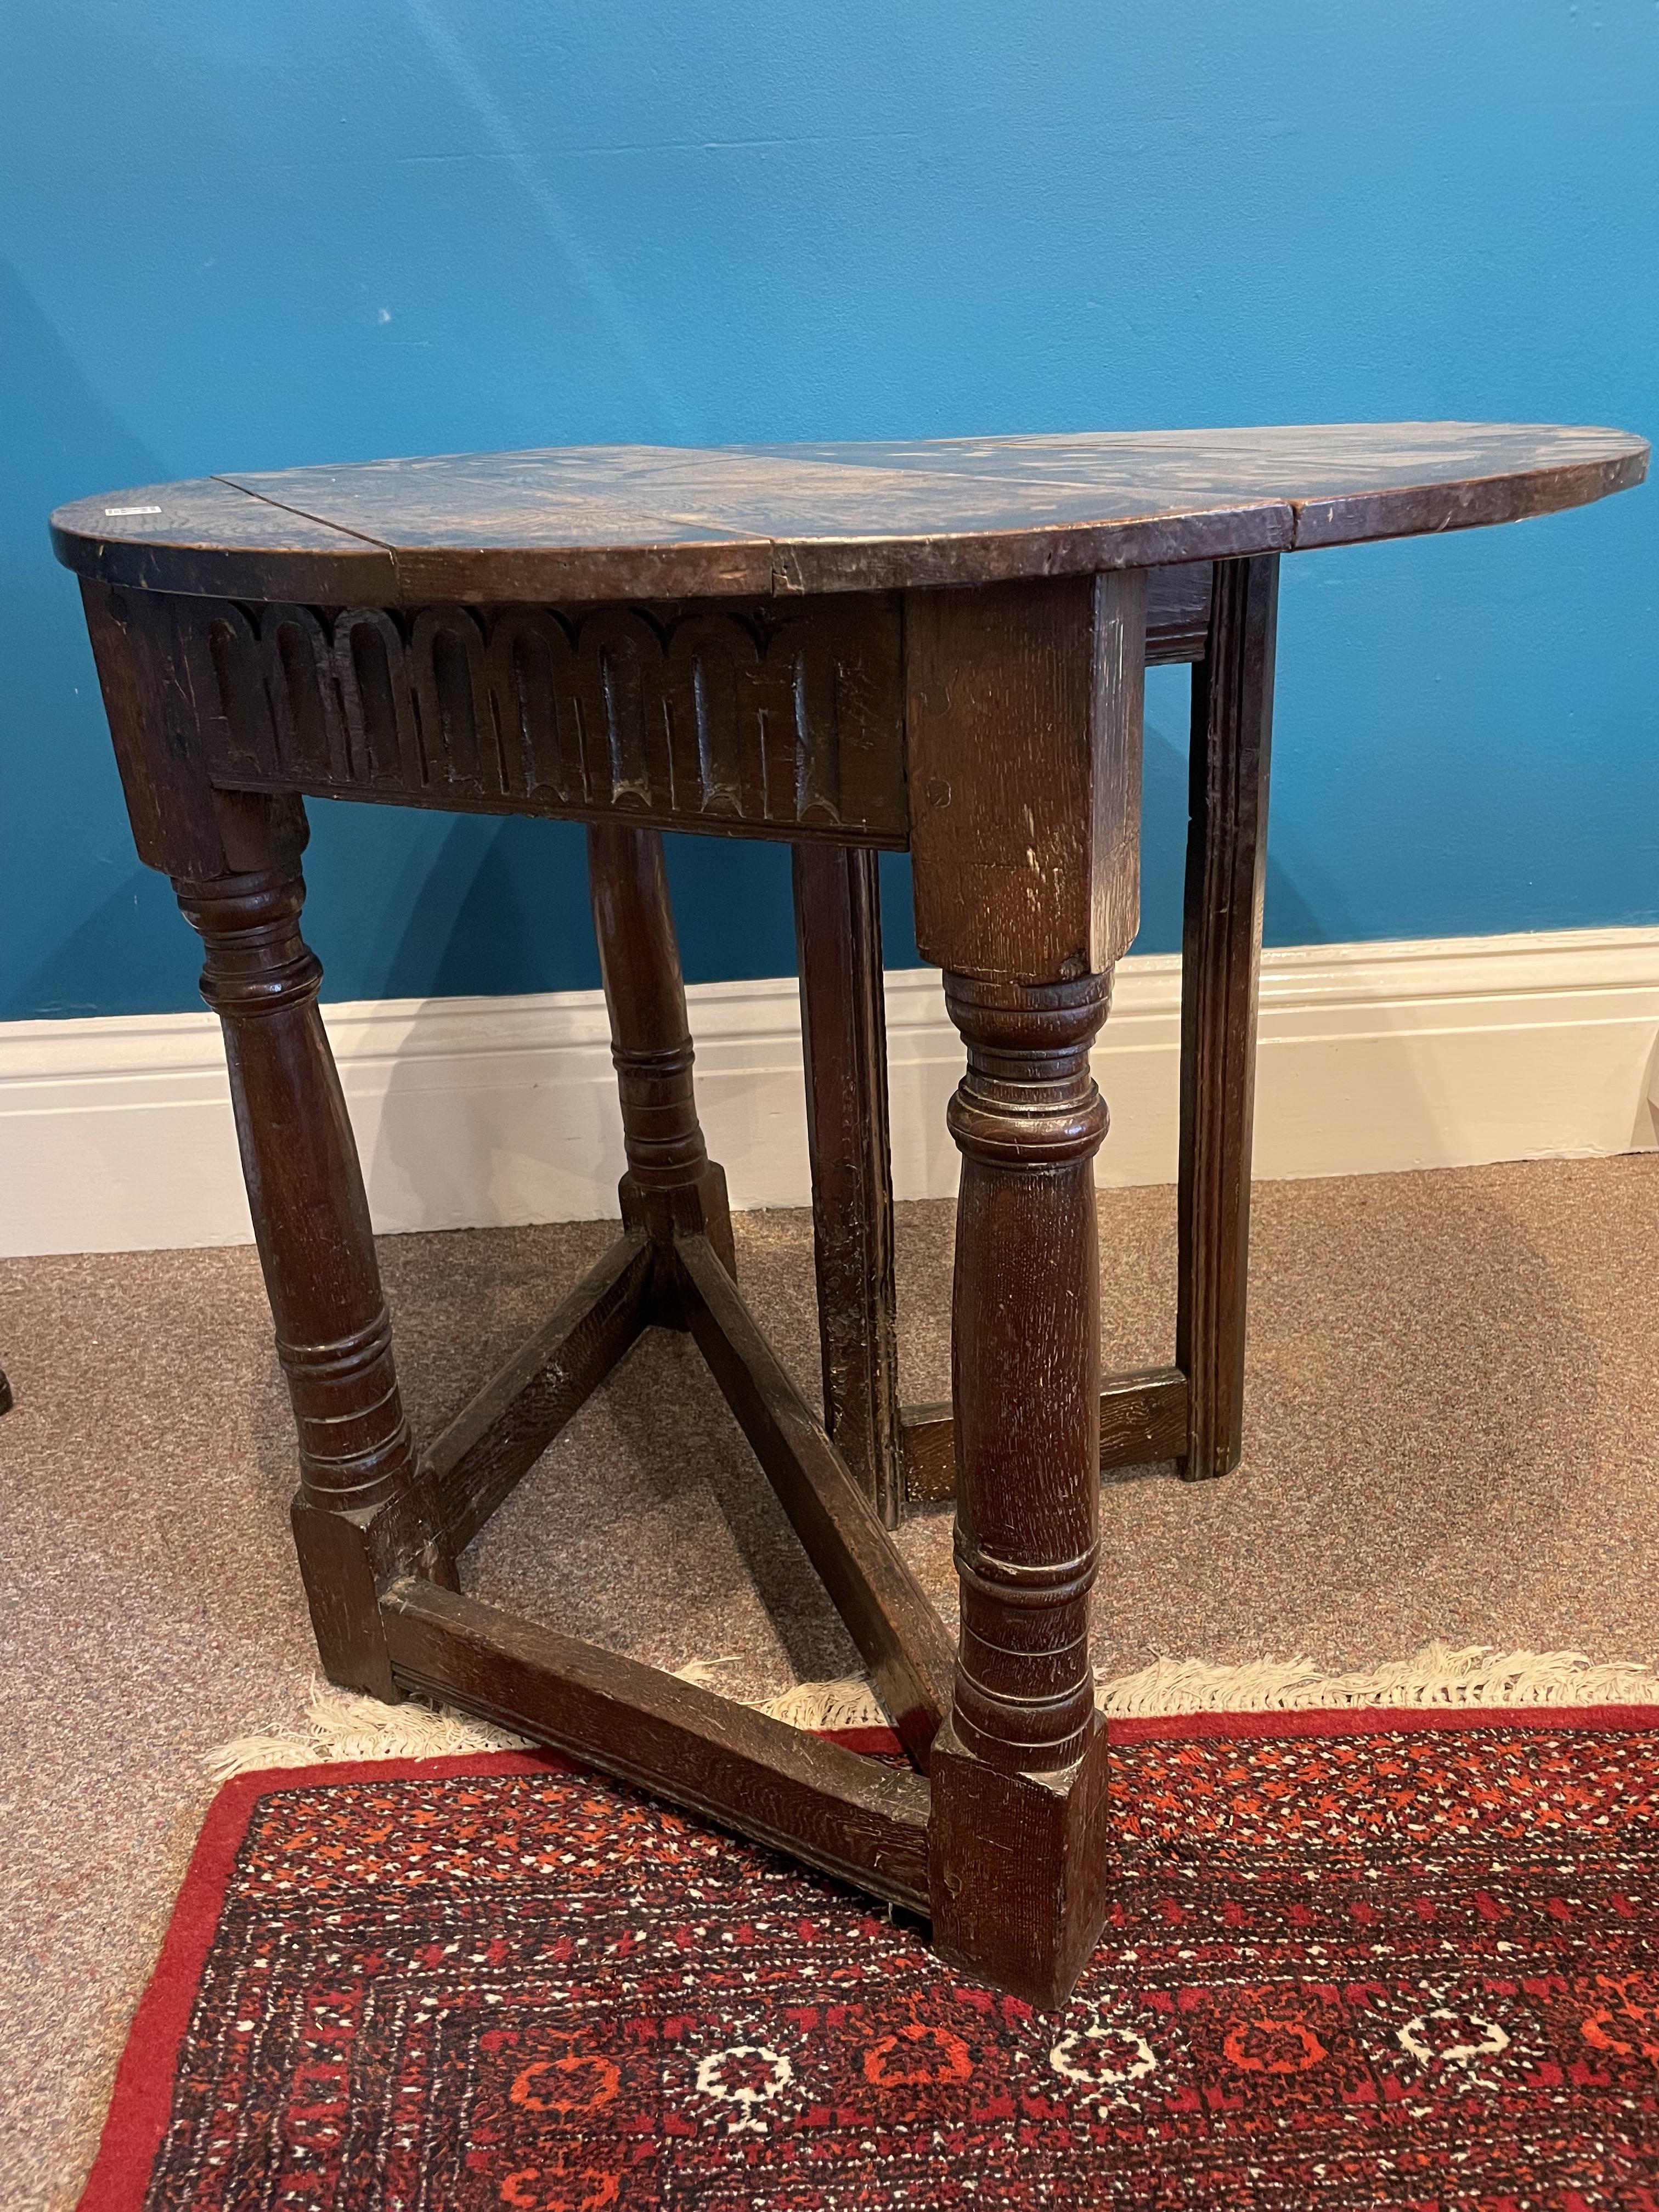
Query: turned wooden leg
[[928, 972, 1114, 2003], [587, 824, 734, 1301], [1177, 552, 1279, 1481], [899, 569, 1145, 1999], [792, 842, 904, 1528], [174, 799, 453, 1699]]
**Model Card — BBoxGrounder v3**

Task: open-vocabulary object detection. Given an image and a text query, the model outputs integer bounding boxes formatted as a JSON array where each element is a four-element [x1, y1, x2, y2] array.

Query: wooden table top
[[52, 422, 1646, 607]]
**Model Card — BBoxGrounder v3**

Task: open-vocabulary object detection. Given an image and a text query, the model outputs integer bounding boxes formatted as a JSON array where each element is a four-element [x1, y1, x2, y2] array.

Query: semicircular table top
[[51, 421, 1647, 607]]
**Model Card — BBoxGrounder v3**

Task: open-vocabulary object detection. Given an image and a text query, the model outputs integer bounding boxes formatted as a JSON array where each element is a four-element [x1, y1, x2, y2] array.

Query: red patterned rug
[[78, 1705, 1659, 2210]]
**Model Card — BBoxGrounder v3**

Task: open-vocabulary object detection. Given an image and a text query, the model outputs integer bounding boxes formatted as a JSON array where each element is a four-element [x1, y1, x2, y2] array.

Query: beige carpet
[[4, 1154, 1659, 2208]]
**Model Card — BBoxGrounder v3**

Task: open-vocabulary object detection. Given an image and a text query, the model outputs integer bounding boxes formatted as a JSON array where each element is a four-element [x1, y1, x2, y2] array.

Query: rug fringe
[[204, 1643, 1659, 1779], [673, 1658, 888, 1732], [741, 1644, 1659, 1730], [1092, 1641, 1659, 1717], [203, 1680, 530, 1780], [758, 1675, 890, 1730]]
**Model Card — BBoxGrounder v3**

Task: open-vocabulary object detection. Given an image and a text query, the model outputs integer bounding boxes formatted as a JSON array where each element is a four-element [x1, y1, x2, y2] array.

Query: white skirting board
[[2, 926, 1657, 1257]]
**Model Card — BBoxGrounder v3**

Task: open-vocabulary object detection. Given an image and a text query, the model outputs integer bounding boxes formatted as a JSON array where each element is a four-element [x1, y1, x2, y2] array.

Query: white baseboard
[[2, 926, 1656, 1256]]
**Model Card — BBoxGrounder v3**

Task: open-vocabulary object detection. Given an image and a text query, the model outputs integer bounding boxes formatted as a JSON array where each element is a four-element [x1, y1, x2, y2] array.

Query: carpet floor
[[4, 1154, 1659, 2207]]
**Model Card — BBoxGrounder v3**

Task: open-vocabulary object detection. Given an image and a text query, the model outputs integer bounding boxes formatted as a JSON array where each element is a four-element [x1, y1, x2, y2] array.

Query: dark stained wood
[[588, 823, 735, 1280], [906, 540, 1141, 1995], [80, 583, 237, 880], [425, 1232, 654, 1554], [900, 1365, 1190, 1504], [894, 1406, 957, 1505], [675, 1232, 952, 1768], [51, 424, 1646, 606], [81, 565, 1204, 868], [60, 417, 1649, 2011], [1178, 555, 1279, 1481], [929, 1720, 1114, 2008], [172, 792, 454, 1696], [232, 454, 776, 605], [1146, 560, 1213, 664], [55, 476, 398, 602], [123, 571, 1192, 849], [894, 1409, 956, 1504], [1097, 1365, 1192, 1466], [166, 590, 909, 848], [907, 570, 1147, 983], [381, 1577, 932, 1912], [926, 972, 1116, 2006], [792, 843, 904, 1527], [938, 974, 1111, 1772]]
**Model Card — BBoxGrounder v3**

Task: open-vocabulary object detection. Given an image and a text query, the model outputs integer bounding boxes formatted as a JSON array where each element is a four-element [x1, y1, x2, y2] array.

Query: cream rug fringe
[[204, 1681, 531, 1781], [1092, 1641, 1659, 1718], [205, 1642, 1659, 1781]]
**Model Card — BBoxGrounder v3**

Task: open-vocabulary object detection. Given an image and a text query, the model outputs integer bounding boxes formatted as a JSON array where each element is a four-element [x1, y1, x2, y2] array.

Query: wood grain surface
[[381, 1577, 933, 1912], [898, 1366, 1190, 1504], [1178, 555, 1280, 1483], [152, 588, 912, 847], [51, 423, 1646, 605], [52, 410, 1650, 2012], [675, 1231, 953, 1769], [792, 842, 906, 1527], [907, 571, 1145, 982]]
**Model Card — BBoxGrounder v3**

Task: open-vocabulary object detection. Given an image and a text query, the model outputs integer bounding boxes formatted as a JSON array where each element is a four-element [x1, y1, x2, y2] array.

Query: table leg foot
[[929, 1723, 1113, 2006]]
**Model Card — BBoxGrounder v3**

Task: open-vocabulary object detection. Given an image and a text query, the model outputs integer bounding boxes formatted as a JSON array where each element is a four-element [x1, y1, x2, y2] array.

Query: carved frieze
[[166, 594, 910, 844]]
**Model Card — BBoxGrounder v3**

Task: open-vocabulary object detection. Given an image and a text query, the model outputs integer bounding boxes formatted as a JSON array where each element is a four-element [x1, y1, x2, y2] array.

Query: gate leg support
[[792, 842, 904, 1527], [1177, 553, 1279, 1480]]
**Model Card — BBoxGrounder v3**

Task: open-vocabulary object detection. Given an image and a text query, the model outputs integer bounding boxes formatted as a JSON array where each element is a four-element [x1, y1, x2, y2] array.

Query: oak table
[[53, 424, 1647, 2004]]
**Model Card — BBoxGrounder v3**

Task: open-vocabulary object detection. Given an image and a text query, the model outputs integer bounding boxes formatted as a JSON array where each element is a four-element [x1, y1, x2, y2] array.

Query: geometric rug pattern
[[79, 1708, 1659, 2209]]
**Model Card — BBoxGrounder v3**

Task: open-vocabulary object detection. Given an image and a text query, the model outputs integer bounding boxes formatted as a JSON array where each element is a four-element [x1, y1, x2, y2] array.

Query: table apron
[[100, 567, 1211, 851]]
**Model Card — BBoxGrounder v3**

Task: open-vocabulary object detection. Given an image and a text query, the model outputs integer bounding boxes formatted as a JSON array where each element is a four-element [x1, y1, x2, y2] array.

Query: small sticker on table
[[104, 505, 162, 516]]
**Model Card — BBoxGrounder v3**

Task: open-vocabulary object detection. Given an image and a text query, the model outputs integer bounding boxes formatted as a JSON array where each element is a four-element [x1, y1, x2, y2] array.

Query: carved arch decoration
[[165, 592, 910, 845]]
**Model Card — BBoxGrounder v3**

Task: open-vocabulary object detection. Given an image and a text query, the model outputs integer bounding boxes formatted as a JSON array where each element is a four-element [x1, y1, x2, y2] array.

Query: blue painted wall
[[2, 2, 1654, 1019]]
